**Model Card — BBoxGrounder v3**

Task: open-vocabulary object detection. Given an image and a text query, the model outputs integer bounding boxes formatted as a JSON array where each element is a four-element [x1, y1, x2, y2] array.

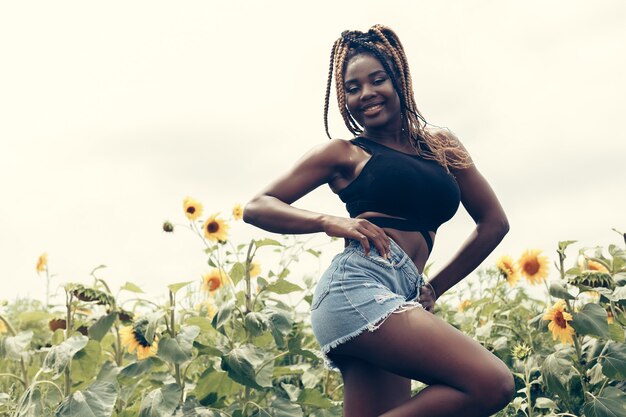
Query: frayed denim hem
[[319, 300, 424, 371]]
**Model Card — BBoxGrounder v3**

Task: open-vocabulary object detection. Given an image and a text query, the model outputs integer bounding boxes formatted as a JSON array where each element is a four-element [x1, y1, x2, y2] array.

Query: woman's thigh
[[330, 354, 411, 416], [330, 307, 513, 395]]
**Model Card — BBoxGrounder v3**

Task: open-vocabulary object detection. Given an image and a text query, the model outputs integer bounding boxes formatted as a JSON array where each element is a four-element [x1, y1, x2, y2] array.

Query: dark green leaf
[[583, 387, 626, 417], [0, 330, 33, 361], [212, 301, 235, 330], [549, 283, 575, 300], [71, 340, 101, 383], [271, 397, 304, 417], [541, 352, 573, 402], [43, 334, 89, 378], [55, 381, 118, 417], [244, 312, 268, 337], [120, 357, 159, 378], [600, 341, 626, 379], [88, 312, 117, 341], [139, 383, 182, 417], [297, 388, 333, 408], [221, 345, 273, 389], [193, 368, 240, 406], [572, 303, 609, 339]]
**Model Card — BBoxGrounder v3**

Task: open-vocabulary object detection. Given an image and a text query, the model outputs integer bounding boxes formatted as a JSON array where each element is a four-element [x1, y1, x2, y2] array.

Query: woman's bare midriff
[[356, 211, 434, 273]]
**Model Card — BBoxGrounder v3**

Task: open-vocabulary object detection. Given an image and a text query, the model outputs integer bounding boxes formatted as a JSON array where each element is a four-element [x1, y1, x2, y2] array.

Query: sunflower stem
[[564, 299, 589, 401], [169, 290, 183, 403], [64, 290, 74, 397]]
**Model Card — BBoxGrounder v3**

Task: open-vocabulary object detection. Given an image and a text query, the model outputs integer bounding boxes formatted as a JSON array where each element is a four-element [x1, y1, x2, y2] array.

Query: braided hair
[[323, 24, 471, 170]]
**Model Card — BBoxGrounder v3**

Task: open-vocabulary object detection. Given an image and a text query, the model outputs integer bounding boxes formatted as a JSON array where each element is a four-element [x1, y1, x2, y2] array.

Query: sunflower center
[[207, 221, 219, 233], [554, 311, 567, 329], [523, 259, 540, 275], [207, 277, 221, 291], [187, 207, 196, 214]]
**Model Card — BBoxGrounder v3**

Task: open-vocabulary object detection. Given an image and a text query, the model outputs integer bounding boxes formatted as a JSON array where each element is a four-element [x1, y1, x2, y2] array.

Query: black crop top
[[338, 137, 461, 252]]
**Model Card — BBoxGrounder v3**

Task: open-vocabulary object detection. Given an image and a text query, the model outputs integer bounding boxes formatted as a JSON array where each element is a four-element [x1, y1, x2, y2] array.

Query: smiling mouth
[[361, 103, 384, 116]]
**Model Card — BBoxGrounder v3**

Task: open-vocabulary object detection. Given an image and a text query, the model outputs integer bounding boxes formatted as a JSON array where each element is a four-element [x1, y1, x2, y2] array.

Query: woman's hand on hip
[[322, 216, 390, 258]]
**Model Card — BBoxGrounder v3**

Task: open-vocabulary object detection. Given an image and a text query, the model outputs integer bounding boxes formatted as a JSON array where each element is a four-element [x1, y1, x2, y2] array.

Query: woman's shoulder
[[304, 138, 360, 165], [425, 126, 463, 147]]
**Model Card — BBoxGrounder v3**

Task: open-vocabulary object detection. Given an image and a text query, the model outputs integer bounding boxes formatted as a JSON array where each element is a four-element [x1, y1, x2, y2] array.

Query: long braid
[[324, 39, 340, 139], [323, 25, 471, 169]]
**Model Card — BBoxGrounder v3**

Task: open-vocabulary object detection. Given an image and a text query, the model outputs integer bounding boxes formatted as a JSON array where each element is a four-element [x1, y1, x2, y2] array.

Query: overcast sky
[[1, 1, 624, 304]]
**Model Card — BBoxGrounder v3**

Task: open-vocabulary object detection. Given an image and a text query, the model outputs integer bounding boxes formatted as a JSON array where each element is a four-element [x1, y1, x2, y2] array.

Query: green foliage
[[2, 203, 625, 417]]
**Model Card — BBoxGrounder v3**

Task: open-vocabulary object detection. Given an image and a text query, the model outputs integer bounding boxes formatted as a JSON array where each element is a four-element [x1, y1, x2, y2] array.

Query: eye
[[373, 77, 387, 85], [345, 86, 359, 94]]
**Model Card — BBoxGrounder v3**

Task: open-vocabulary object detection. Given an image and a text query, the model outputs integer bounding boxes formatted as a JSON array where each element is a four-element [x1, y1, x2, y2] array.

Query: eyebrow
[[344, 70, 387, 84]]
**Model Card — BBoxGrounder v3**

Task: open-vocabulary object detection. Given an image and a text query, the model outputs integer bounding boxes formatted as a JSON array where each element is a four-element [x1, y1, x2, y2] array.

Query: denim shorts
[[310, 238, 425, 370]]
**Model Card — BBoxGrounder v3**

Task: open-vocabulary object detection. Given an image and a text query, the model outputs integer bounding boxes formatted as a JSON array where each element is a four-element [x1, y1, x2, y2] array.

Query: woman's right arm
[[243, 139, 390, 256]]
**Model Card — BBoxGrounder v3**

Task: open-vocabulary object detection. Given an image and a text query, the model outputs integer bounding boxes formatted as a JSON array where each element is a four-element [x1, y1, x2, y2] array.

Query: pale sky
[[1, 1, 624, 304]]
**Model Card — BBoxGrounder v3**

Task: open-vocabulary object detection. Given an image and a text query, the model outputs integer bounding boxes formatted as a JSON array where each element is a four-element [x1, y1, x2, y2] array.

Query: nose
[[360, 82, 376, 101]]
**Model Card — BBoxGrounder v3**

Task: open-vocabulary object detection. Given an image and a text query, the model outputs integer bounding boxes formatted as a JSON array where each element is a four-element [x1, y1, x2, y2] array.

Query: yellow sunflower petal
[[232, 203, 244, 221], [249, 262, 261, 278], [202, 268, 230, 293], [36, 253, 48, 273], [518, 249, 550, 285], [543, 300, 575, 344], [496, 255, 519, 287], [203, 213, 230, 242], [183, 197, 204, 221]]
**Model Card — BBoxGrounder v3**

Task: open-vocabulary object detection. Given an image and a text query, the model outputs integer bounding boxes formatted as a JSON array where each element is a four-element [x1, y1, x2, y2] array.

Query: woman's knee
[[471, 365, 515, 413]]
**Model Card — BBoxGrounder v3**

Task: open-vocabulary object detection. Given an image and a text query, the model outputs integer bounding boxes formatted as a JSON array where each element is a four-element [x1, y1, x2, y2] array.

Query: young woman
[[244, 25, 514, 417]]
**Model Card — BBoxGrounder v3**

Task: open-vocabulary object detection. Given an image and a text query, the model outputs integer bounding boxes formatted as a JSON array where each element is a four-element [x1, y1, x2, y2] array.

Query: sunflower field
[[1, 199, 625, 417]]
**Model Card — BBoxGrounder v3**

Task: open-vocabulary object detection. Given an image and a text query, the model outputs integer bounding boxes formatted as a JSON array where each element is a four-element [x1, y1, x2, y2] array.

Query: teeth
[[364, 104, 383, 111]]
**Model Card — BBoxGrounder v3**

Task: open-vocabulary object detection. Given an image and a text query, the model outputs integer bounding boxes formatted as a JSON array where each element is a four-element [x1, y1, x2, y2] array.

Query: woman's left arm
[[427, 161, 509, 300]]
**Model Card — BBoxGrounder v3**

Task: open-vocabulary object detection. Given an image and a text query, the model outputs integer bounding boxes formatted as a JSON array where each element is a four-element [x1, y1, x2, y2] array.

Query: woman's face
[[343, 53, 402, 133]]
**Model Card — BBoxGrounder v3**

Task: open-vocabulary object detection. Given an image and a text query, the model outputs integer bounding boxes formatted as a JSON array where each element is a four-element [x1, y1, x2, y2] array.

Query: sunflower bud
[[162, 221, 174, 233], [512, 343, 531, 360]]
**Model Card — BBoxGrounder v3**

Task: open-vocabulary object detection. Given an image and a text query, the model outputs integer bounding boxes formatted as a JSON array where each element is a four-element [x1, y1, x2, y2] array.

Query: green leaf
[[212, 300, 235, 330], [0, 330, 33, 361], [549, 282, 575, 300], [271, 397, 304, 417], [139, 383, 182, 417], [119, 357, 158, 378], [221, 344, 273, 389], [558, 240, 577, 255], [55, 381, 118, 417], [583, 387, 626, 417], [71, 340, 101, 383], [229, 262, 246, 286], [143, 312, 164, 345], [120, 282, 144, 293], [541, 352, 573, 402], [265, 279, 303, 295], [612, 286, 626, 301], [43, 334, 89, 378], [608, 322, 625, 342], [157, 325, 200, 364], [193, 341, 225, 357], [297, 388, 333, 408], [254, 238, 282, 248], [534, 397, 556, 409], [88, 311, 117, 341], [95, 361, 120, 384], [600, 341, 626, 380], [571, 303, 609, 339], [184, 316, 215, 333], [192, 368, 240, 406], [168, 280, 193, 295], [281, 383, 301, 402], [244, 312, 268, 337]]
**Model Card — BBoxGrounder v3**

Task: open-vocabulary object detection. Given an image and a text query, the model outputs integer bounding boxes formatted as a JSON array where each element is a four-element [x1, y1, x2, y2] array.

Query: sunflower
[[248, 261, 261, 278], [543, 300, 575, 344], [203, 213, 230, 242], [585, 260, 609, 273], [202, 268, 229, 293], [0, 320, 7, 334], [36, 253, 48, 273], [232, 203, 244, 221], [607, 310, 614, 324], [496, 255, 519, 286], [183, 197, 203, 221], [458, 300, 472, 312], [518, 249, 549, 285], [119, 319, 158, 360], [511, 343, 531, 360]]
